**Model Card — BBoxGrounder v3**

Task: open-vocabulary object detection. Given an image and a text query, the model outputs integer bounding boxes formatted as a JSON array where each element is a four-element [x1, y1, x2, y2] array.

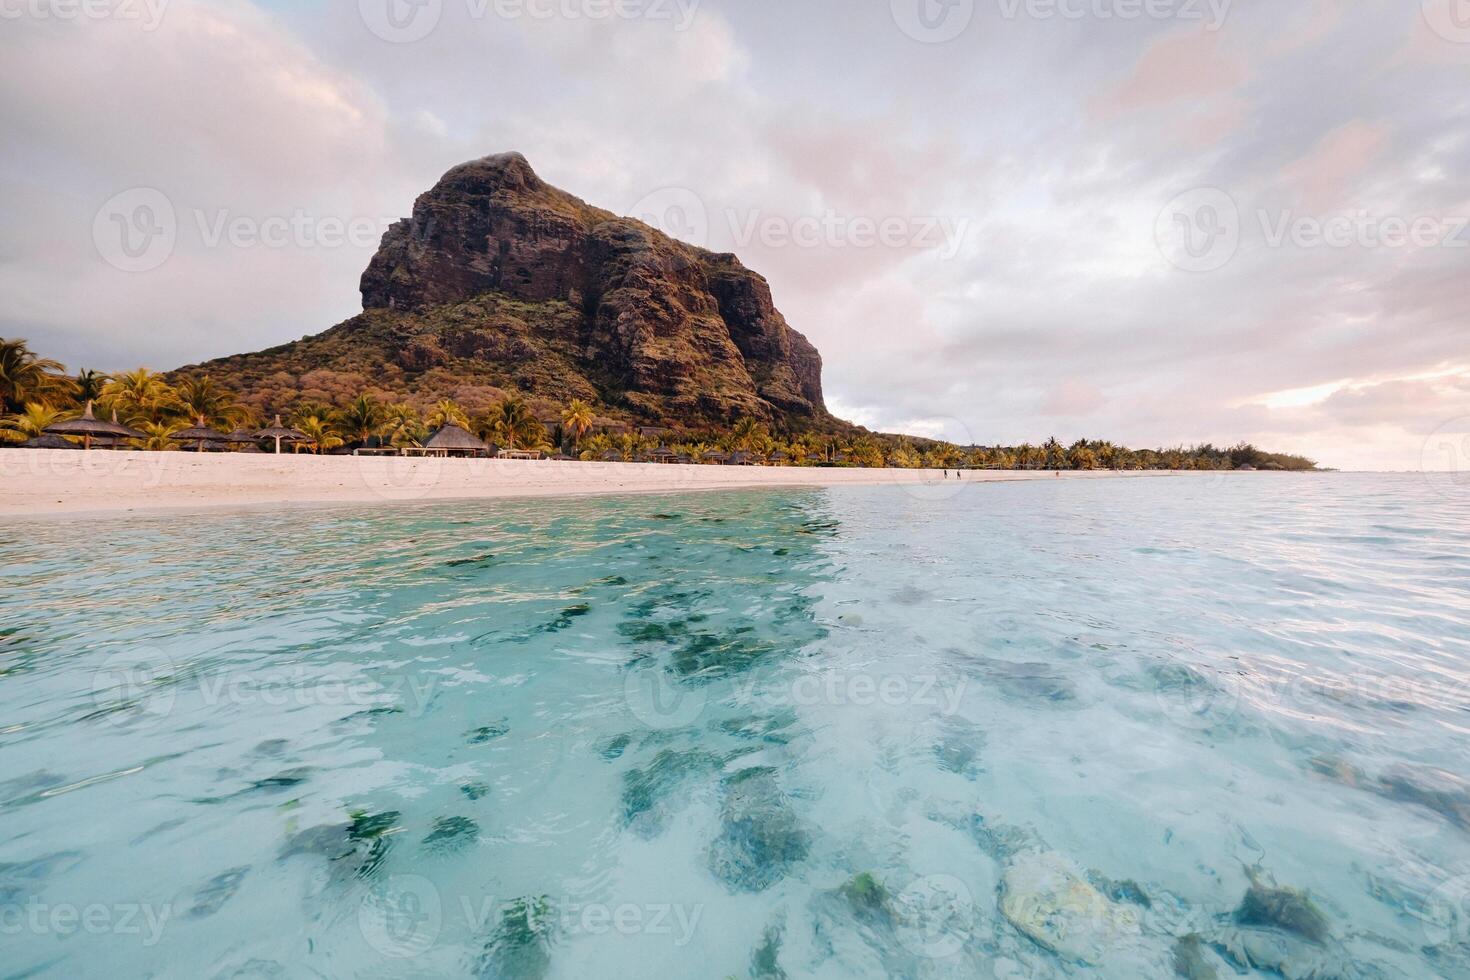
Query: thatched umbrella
[[255, 415, 308, 455], [701, 450, 730, 465], [647, 447, 676, 464], [108, 409, 145, 442], [598, 450, 624, 462], [424, 423, 488, 457], [44, 401, 137, 450], [223, 428, 261, 451], [171, 415, 228, 452], [20, 433, 81, 450]]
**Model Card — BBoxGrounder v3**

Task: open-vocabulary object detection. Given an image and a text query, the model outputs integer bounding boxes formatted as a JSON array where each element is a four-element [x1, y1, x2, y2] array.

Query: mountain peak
[[185, 155, 838, 430]]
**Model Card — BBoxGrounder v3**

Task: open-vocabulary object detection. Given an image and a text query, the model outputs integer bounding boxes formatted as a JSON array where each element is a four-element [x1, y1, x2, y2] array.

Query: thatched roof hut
[[255, 415, 308, 454], [20, 434, 81, 450], [599, 450, 624, 462], [171, 417, 229, 451], [729, 451, 756, 466], [423, 424, 489, 457], [44, 401, 139, 449], [701, 451, 730, 465], [224, 428, 261, 448]]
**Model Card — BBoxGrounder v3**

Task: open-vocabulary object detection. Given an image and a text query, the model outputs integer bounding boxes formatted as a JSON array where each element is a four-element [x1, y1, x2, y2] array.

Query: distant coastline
[[0, 449, 1231, 519]]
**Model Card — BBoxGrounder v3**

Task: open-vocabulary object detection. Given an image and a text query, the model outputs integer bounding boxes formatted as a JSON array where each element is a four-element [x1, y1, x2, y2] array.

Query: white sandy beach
[[0, 448, 1208, 518]]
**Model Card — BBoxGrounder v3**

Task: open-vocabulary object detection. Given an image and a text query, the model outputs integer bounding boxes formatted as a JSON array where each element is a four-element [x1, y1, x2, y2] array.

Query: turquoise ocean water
[[2, 474, 1469, 978]]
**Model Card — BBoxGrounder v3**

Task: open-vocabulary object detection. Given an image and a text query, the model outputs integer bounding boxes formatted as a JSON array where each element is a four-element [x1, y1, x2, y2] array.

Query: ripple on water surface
[[1, 475, 1468, 978]]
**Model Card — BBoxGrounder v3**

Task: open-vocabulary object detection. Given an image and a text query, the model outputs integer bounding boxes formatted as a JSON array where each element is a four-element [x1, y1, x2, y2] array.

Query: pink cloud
[[1279, 120, 1391, 211], [1107, 30, 1249, 112], [1041, 380, 1106, 417]]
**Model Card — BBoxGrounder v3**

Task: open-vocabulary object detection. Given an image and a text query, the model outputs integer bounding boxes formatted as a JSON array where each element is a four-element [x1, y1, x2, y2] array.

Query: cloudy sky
[[2, 0, 1467, 469]]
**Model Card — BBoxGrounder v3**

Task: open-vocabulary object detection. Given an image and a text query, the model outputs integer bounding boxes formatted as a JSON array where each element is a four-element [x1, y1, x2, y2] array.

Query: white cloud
[[3, 0, 1467, 469]]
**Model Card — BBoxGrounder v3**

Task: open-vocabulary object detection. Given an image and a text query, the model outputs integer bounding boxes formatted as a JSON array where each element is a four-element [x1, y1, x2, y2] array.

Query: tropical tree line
[[0, 337, 1316, 469]]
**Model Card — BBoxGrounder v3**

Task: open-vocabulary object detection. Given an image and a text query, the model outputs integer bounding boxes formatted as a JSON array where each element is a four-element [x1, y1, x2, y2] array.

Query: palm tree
[[482, 395, 545, 451], [425, 399, 470, 430], [1042, 437, 1066, 470], [730, 417, 769, 452], [337, 393, 385, 446], [561, 399, 595, 451], [102, 368, 180, 425], [294, 415, 343, 455], [382, 402, 423, 447], [175, 375, 246, 430], [0, 402, 65, 443], [133, 419, 186, 451], [0, 338, 73, 412], [579, 432, 613, 460], [74, 369, 111, 405]]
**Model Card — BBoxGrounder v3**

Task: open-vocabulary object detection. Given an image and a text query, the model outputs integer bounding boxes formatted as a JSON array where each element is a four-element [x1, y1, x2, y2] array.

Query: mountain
[[177, 153, 842, 431]]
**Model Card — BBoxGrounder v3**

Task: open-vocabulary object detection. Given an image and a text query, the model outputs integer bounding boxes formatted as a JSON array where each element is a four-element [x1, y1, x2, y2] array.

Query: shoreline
[[1, 448, 1217, 519]]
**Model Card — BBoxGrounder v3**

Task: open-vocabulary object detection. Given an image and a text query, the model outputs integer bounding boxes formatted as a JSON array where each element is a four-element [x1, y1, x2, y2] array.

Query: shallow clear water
[[3, 475, 1470, 979]]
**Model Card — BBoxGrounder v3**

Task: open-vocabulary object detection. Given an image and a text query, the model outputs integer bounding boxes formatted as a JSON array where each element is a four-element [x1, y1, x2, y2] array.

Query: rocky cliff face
[[187, 153, 836, 429]]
